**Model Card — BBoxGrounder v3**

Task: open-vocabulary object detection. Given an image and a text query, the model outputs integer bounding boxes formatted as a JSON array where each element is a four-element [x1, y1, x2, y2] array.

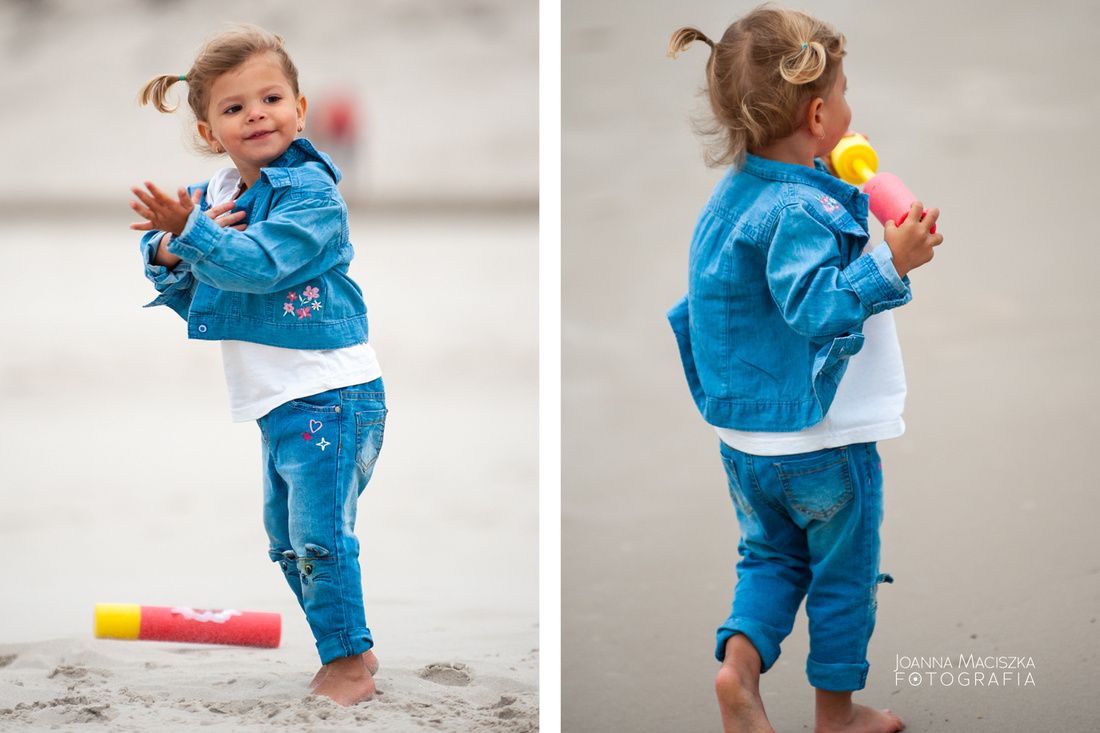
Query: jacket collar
[[742, 153, 862, 208], [267, 138, 343, 184]]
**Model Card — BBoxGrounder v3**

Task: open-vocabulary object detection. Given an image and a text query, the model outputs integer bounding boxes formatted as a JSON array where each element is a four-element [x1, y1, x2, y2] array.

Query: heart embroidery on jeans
[[310, 420, 323, 433]]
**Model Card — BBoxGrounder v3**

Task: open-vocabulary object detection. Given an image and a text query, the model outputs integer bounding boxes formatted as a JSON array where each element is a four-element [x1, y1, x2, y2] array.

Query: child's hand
[[205, 200, 247, 231], [884, 200, 942, 279], [129, 183, 195, 237]]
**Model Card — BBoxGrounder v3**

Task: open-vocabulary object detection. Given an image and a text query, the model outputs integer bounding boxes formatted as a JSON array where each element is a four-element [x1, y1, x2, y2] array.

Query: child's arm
[[161, 185, 348, 295], [767, 204, 915, 342], [133, 183, 248, 319], [139, 227, 195, 320]]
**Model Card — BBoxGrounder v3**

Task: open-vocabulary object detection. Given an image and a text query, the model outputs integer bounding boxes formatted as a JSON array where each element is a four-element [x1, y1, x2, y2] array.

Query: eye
[[265, 95, 282, 104], [223, 104, 242, 115]]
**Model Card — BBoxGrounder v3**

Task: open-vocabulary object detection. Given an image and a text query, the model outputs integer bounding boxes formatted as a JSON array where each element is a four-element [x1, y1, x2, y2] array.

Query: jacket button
[[198, 325, 207, 333]]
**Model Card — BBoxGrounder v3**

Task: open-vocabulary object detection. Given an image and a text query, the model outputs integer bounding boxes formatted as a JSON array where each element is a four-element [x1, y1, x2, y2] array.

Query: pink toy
[[864, 172, 934, 232], [830, 134, 936, 233]]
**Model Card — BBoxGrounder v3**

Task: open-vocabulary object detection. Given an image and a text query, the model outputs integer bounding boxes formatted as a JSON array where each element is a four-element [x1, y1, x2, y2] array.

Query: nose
[[247, 105, 267, 122]]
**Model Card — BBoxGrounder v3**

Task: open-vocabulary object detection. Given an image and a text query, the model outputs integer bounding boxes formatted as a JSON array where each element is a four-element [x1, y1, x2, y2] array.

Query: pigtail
[[138, 74, 186, 114], [779, 40, 827, 85], [668, 27, 714, 59], [669, 27, 723, 121]]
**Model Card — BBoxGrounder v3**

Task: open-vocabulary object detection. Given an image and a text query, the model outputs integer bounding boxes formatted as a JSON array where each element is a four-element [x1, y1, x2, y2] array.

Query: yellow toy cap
[[94, 603, 142, 640], [830, 133, 878, 185]]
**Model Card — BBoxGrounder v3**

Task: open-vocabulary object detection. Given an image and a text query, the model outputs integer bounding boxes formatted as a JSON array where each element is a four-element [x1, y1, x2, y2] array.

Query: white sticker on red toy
[[170, 607, 243, 624]]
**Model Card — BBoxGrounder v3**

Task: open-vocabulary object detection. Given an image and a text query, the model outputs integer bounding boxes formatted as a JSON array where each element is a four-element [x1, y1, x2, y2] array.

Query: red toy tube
[[864, 172, 936, 233], [94, 604, 281, 648]]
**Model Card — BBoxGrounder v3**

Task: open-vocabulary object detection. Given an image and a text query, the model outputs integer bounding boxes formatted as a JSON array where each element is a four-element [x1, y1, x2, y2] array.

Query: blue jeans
[[258, 378, 386, 664], [716, 441, 892, 691]]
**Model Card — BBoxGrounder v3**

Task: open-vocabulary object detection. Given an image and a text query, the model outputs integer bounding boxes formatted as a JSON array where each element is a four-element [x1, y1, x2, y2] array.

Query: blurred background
[[563, 1, 1099, 731], [0, 0, 537, 208], [0, 0, 539, 714]]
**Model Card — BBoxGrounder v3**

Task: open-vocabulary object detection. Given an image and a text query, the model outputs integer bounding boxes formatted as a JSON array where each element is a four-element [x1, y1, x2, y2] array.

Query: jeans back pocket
[[774, 447, 853, 523], [721, 454, 754, 517], [354, 408, 387, 476]]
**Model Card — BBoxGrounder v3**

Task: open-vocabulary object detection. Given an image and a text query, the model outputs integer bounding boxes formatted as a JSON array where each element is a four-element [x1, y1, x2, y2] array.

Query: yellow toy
[[830, 133, 878, 185]]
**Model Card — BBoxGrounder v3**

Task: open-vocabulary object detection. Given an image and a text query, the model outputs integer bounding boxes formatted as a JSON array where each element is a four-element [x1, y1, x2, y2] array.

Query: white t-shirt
[[203, 167, 382, 422], [716, 301, 906, 456]]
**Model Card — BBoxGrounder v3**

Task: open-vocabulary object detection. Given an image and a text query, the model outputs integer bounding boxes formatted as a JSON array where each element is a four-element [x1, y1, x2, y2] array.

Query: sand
[[563, 0, 1100, 731], [0, 640, 535, 731]]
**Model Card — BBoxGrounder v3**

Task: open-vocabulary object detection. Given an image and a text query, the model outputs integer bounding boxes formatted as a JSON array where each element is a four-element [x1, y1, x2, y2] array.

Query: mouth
[[246, 130, 275, 140]]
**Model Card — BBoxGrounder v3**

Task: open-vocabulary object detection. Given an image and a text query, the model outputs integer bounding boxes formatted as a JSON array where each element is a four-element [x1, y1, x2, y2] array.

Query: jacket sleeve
[[766, 203, 910, 343], [139, 230, 197, 320], [165, 186, 346, 295]]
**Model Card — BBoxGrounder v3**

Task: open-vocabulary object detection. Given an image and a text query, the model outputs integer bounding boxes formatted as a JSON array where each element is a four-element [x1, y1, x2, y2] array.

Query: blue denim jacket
[[668, 154, 911, 432], [141, 138, 369, 350]]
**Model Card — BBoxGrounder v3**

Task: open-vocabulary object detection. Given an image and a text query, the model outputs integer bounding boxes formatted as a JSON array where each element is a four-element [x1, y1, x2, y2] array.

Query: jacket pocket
[[774, 447, 853, 523]]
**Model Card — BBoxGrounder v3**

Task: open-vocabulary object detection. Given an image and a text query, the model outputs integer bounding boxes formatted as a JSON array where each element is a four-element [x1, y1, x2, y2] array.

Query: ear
[[805, 97, 825, 139], [296, 94, 308, 133], [196, 120, 220, 153]]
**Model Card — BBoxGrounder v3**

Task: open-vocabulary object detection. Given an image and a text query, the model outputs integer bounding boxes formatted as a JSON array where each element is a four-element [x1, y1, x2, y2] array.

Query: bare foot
[[815, 689, 904, 733], [308, 665, 327, 691], [309, 650, 379, 692], [363, 649, 380, 676], [311, 653, 376, 706], [716, 635, 775, 733]]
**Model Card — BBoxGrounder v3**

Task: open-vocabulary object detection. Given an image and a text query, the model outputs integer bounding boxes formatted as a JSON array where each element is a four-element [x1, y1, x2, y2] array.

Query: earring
[[818, 131, 825, 140]]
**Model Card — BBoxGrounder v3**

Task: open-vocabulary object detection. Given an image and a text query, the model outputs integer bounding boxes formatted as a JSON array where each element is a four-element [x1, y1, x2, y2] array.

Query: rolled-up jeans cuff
[[716, 619, 782, 673], [806, 657, 869, 691], [316, 628, 374, 665]]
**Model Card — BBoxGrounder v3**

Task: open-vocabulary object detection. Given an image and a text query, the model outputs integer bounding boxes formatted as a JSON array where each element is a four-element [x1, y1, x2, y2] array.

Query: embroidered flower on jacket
[[817, 195, 841, 213], [283, 284, 324, 317]]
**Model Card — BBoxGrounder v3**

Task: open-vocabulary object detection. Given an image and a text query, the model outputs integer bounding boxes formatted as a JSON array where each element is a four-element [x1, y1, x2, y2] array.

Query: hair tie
[[800, 43, 808, 51], [179, 74, 186, 81]]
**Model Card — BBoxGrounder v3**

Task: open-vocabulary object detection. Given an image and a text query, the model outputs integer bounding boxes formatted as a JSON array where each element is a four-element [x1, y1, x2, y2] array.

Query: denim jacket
[[140, 138, 369, 350], [667, 154, 911, 432]]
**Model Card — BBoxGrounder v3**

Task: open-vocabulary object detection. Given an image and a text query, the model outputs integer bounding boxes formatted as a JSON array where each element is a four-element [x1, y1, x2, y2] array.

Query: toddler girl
[[129, 24, 385, 707], [667, 5, 941, 732]]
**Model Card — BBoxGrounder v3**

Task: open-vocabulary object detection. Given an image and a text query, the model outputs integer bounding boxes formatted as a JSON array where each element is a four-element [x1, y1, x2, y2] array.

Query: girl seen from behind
[[667, 5, 942, 732]]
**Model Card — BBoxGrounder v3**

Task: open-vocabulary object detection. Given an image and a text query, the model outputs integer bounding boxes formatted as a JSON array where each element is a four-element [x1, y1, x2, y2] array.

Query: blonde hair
[[669, 4, 846, 168], [138, 24, 299, 131]]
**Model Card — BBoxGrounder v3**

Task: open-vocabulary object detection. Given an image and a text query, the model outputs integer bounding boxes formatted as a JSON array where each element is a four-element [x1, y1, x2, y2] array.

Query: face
[[816, 60, 851, 156], [197, 53, 307, 186]]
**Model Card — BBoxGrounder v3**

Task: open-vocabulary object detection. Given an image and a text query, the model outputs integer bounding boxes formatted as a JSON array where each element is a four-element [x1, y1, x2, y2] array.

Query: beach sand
[[563, 1, 1100, 731], [0, 209, 538, 731]]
